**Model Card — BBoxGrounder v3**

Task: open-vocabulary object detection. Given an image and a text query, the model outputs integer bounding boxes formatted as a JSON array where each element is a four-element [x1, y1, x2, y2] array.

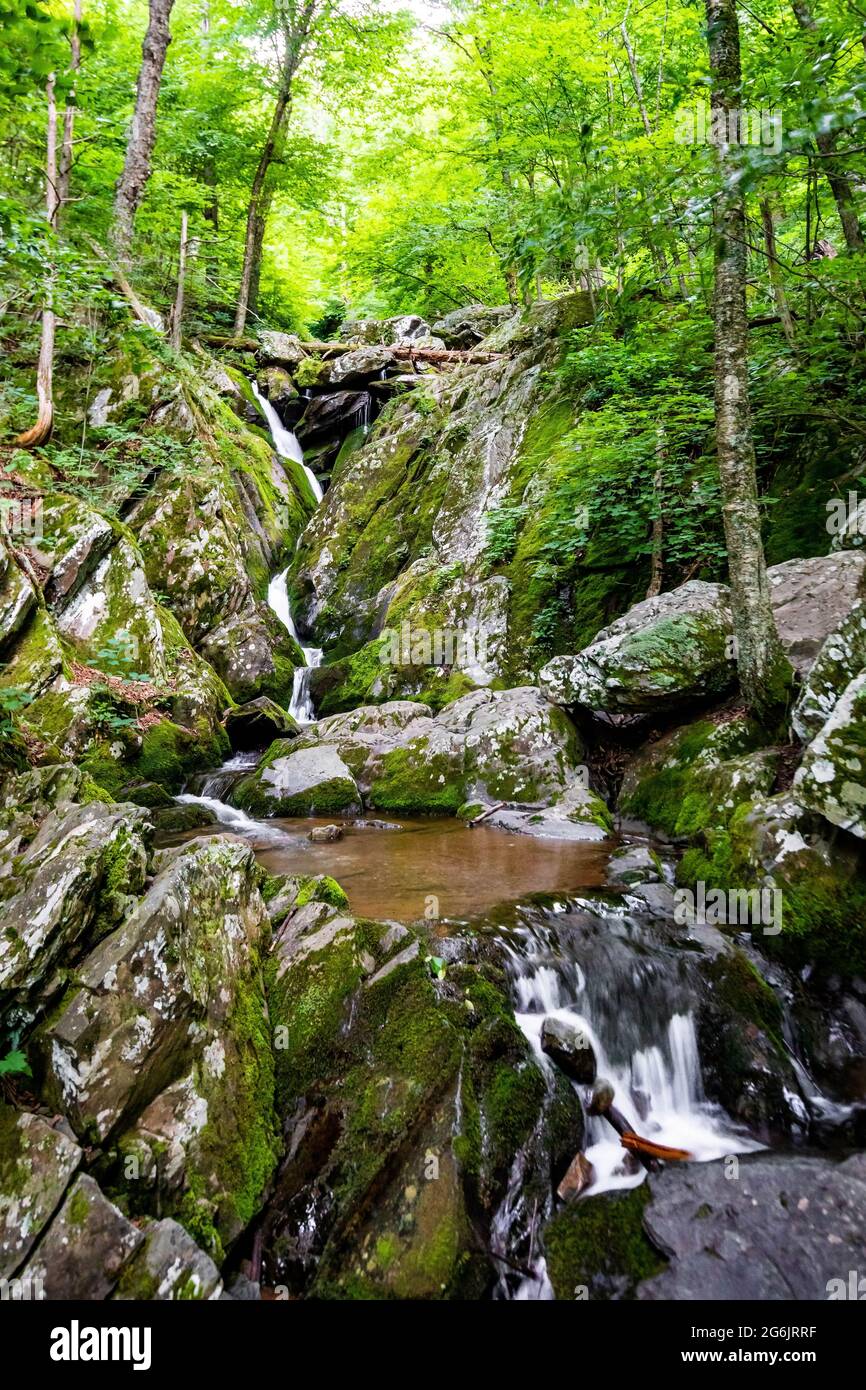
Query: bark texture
[[16, 75, 59, 449], [112, 0, 176, 263]]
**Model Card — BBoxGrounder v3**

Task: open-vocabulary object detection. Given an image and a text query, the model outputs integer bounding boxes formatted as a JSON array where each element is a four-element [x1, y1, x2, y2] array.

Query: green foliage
[[0, 1049, 31, 1078]]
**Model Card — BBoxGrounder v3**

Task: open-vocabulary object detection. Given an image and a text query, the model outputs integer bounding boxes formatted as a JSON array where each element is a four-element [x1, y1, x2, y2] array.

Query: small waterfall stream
[[266, 567, 322, 724], [491, 902, 763, 1299], [250, 379, 323, 503]]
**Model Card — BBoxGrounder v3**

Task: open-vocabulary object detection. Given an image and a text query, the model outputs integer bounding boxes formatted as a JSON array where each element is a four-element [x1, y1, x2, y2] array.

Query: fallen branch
[[620, 1132, 693, 1163], [467, 801, 505, 826], [200, 333, 504, 365]]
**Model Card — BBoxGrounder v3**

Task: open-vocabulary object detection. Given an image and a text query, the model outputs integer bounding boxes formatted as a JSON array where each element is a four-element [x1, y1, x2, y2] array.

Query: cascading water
[[491, 900, 764, 1299], [250, 379, 323, 504], [251, 376, 325, 725], [267, 567, 322, 724]]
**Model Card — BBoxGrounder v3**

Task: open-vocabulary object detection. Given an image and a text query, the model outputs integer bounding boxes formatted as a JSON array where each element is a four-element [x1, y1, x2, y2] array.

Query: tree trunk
[[16, 75, 59, 449], [57, 0, 82, 211], [759, 199, 797, 348], [112, 0, 176, 263], [646, 456, 664, 599], [706, 0, 794, 727], [791, 0, 864, 252], [170, 211, 188, 351]]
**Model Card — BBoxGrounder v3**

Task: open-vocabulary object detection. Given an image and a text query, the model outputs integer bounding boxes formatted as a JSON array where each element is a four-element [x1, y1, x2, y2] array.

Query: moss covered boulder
[[543, 1185, 663, 1300], [234, 742, 361, 817], [540, 580, 735, 714], [263, 906, 558, 1298]]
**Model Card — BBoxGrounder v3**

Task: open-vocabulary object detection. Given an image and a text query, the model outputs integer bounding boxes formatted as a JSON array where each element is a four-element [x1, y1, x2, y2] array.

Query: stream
[[169, 379, 800, 1298]]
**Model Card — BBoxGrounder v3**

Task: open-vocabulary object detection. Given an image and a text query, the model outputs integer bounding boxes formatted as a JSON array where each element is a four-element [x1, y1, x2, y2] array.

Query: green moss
[[367, 742, 463, 815], [544, 1185, 664, 1299], [294, 874, 349, 909]]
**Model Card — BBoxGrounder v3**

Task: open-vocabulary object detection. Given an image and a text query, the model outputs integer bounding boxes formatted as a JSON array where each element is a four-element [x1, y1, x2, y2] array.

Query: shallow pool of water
[[160, 815, 615, 921]]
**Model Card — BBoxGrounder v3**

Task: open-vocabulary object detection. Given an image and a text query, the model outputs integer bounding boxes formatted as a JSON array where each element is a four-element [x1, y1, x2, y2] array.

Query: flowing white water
[[493, 917, 764, 1299], [175, 791, 292, 844], [250, 379, 323, 503], [267, 567, 323, 724]]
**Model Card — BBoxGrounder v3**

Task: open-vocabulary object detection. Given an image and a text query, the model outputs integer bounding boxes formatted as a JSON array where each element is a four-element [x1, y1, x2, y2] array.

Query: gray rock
[[0, 1108, 82, 1279], [431, 304, 514, 347], [638, 1153, 866, 1301], [606, 846, 661, 886], [239, 743, 360, 817], [296, 389, 370, 448], [0, 543, 36, 650], [256, 365, 298, 407], [794, 670, 866, 839], [22, 1174, 143, 1300], [541, 1017, 597, 1083], [793, 600, 866, 742], [200, 602, 301, 707], [326, 346, 396, 387], [308, 823, 343, 842], [767, 552, 866, 677], [113, 1218, 222, 1300], [257, 330, 307, 367]]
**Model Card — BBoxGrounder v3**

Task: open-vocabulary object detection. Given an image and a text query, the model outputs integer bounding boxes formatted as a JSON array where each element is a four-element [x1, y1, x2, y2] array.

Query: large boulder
[[431, 305, 514, 347], [234, 742, 360, 817], [36, 836, 278, 1255], [256, 365, 298, 409], [256, 330, 307, 368], [767, 552, 866, 677], [0, 1107, 82, 1279], [325, 346, 396, 387], [0, 541, 36, 653], [296, 390, 370, 448], [540, 581, 734, 714], [637, 1153, 866, 1301], [20, 1174, 143, 1300]]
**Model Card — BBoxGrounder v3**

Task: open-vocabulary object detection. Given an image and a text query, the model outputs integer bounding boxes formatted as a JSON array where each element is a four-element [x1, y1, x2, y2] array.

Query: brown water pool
[[161, 816, 615, 921]]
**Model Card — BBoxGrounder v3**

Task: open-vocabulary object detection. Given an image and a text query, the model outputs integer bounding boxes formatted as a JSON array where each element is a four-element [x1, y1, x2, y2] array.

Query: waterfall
[[175, 790, 291, 843], [267, 567, 323, 724], [250, 379, 323, 504], [491, 908, 763, 1299]]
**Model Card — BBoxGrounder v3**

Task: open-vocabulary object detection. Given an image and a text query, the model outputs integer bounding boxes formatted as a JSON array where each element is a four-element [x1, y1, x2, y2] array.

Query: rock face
[[637, 1153, 866, 1300], [0, 1107, 82, 1278], [290, 294, 595, 707], [767, 552, 866, 676], [793, 600, 866, 741], [261, 896, 573, 1298], [540, 1017, 597, 1083], [431, 304, 514, 347]]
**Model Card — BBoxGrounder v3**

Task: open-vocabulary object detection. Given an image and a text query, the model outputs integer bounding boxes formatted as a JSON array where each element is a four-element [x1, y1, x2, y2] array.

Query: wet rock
[[588, 1079, 615, 1115], [296, 390, 370, 448], [308, 823, 343, 842], [606, 845, 661, 886], [256, 365, 298, 408], [544, 1184, 661, 1300], [151, 802, 218, 832], [113, 1218, 222, 1300], [637, 1152, 866, 1301], [0, 1107, 82, 1279], [21, 1174, 143, 1300], [541, 1017, 597, 1083], [557, 1152, 595, 1201], [119, 780, 175, 809], [794, 670, 866, 839], [224, 696, 299, 751]]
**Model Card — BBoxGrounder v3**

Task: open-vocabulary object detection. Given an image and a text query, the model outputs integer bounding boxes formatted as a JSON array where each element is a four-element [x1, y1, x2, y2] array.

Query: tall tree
[[16, 71, 59, 448], [112, 0, 176, 264], [233, 0, 319, 336], [705, 0, 793, 726]]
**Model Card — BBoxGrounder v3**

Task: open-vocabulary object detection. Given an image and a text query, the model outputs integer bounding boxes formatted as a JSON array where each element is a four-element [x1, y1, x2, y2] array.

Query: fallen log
[[200, 334, 504, 365], [620, 1132, 693, 1163]]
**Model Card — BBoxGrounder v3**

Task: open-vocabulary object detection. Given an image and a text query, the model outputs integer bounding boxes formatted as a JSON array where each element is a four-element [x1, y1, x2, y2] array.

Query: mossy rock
[[544, 1185, 664, 1300]]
